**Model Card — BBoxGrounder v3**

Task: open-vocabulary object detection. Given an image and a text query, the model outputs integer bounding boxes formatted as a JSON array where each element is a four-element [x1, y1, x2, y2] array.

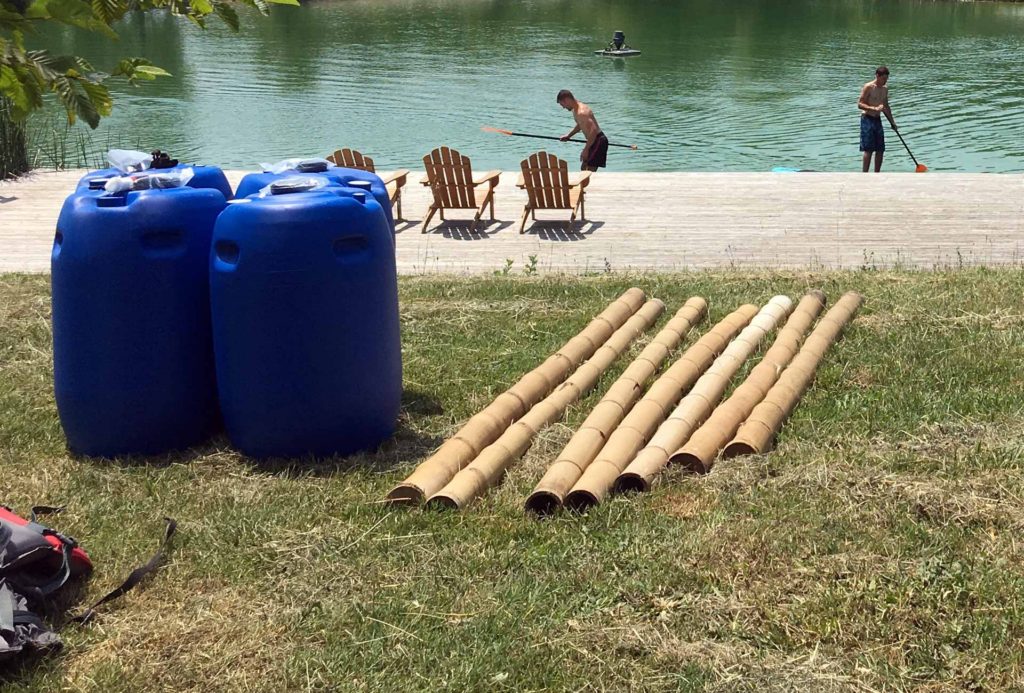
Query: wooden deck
[[2, 170, 1022, 273]]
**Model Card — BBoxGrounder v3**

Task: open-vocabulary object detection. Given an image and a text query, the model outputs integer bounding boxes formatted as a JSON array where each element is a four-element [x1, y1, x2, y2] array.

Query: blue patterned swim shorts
[[860, 116, 885, 152]]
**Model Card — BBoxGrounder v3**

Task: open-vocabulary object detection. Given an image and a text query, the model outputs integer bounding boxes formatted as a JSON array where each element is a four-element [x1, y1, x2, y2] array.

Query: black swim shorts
[[584, 132, 609, 169]]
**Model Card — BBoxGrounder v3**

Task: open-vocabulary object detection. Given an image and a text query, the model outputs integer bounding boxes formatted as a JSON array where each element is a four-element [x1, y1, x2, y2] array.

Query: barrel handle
[[333, 236, 369, 258], [214, 240, 241, 266]]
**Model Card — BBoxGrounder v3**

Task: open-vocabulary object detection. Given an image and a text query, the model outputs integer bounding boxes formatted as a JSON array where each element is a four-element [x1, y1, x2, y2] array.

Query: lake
[[37, 0, 1024, 172]]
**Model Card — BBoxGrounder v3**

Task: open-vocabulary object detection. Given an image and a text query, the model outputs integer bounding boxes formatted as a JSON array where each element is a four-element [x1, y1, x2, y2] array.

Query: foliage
[[0, 0, 298, 128]]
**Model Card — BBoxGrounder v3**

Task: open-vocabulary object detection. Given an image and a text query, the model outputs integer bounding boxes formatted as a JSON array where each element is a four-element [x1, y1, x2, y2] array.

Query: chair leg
[[439, 208, 445, 221], [394, 190, 403, 222], [519, 205, 532, 234], [475, 193, 492, 233], [421, 205, 438, 234]]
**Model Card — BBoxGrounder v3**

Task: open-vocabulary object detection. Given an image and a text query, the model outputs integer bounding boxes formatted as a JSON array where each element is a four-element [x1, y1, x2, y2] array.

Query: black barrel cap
[[87, 177, 112, 190], [295, 160, 329, 173], [270, 179, 319, 195]]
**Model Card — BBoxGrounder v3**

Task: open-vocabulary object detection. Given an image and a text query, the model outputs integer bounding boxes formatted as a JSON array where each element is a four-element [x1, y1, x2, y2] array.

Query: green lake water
[[37, 0, 1024, 172]]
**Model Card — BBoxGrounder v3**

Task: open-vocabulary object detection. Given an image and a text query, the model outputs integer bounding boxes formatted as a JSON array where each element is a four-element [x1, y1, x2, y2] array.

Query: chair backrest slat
[[327, 148, 376, 173], [521, 151, 571, 209], [423, 146, 477, 208]]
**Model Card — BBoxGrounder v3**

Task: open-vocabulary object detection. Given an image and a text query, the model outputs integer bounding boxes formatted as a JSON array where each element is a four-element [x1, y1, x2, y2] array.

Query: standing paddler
[[557, 90, 609, 172], [858, 66, 898, 172]]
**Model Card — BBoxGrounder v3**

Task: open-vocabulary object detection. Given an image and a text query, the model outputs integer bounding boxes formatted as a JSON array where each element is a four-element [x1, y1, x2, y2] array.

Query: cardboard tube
[[524, 298, 707, 515], [427, 298, 665, 509], [669, 291, 827, 475], [615, 295, 804, 494], [562, 303, 761, 513], [387, 288, 646, 504], [724, 292, 863, 458]]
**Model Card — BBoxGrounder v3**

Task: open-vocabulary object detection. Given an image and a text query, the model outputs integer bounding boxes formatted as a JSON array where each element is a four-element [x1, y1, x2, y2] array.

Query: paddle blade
[[916, 163, 928, 173], [482, 126, 514, 135]]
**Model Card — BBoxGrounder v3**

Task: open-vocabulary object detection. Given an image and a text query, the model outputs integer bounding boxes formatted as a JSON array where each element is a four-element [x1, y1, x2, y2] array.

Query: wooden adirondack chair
[[516, 151, 592, 234], [420, 146, 500, 234], [326, 148, 410, 221]]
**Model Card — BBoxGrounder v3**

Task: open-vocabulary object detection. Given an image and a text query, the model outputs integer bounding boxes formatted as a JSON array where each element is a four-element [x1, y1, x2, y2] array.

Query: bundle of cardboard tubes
[[386, 287, 863, 515]]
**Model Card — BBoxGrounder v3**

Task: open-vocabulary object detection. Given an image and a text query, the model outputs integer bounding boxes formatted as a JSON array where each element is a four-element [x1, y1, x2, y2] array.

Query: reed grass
[[2, 270, 1024, 691], [0, 97, 30, 179], [24, 112, 139, 172]]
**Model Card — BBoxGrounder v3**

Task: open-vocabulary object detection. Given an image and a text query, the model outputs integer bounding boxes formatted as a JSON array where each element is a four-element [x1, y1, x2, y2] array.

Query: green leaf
[[211, 0, 238, 30], [27, 0, 117, 36], [79, 77, 112, 117], [90, 0, 124, 25], [0, 64, 32, 117], [134, 64, 170, 78], [74, 91, 100, 127], [265, 0, 299, 6]]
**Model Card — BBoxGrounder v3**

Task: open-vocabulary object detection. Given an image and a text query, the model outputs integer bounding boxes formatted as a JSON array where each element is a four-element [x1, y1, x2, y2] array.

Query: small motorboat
[[595, 30, 641, 57]]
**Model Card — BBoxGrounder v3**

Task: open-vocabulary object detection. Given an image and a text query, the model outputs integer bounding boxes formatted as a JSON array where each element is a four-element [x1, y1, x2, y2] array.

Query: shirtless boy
[[557, 90, 609, 171], [858, 66, 898, 172]]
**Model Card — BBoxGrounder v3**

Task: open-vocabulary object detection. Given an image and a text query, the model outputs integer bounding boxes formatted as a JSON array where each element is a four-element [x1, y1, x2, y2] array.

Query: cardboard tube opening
[[524, 490, 562, 517], [672, 451, 708, 474], [614, 472, 650, 495], [425, 495, 460, 511], [385, 485, 425, 504], [722, 441, 757, 458], [564, 489, 601, 513]]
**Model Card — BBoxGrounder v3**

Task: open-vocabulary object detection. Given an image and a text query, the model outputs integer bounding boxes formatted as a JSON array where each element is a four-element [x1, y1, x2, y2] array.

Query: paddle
[[892, 127, 928, 173], [483, 126, 638, 150]]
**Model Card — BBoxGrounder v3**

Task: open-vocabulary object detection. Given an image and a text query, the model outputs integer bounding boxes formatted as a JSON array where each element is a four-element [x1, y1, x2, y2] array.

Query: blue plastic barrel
[[235, 162, 394, 236], [52, 186, 227, 456], [77, 164, 234, 200], [210, 179, 402, 459]]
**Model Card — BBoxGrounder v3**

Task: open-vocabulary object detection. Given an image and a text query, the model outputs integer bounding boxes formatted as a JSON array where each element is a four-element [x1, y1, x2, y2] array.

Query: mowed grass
[[2, 269, 1024, 692]]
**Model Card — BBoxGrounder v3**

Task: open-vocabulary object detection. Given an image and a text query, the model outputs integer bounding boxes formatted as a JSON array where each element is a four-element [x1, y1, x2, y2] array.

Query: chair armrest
[[515, 174, 526, 189], [473, 170, 502, 187], [380, 169, 410, 187], [420, 175, 432, 186], [569, 171, 593, 188]]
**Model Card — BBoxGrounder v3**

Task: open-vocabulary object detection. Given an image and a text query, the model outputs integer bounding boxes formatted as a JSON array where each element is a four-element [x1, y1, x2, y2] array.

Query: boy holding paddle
[[858, 66, 898, 172], [557, 90, 609, 171]]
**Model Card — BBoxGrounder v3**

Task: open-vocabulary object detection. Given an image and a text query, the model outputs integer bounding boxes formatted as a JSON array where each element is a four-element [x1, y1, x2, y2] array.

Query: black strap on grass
[[71, 517, 177, 626]]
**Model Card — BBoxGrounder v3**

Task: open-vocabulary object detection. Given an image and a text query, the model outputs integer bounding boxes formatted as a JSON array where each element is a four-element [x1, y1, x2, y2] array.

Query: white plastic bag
[[103, 168, 195, 193], [107, 149, 153, 173]]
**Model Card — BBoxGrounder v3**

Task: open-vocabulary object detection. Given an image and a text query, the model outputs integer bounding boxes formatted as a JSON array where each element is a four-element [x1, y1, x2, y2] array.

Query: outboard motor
[[612, 30, 625, 50]]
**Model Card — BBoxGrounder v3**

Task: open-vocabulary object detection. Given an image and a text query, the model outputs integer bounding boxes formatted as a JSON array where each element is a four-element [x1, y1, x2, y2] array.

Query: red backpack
[[1, 505, 174, 663]]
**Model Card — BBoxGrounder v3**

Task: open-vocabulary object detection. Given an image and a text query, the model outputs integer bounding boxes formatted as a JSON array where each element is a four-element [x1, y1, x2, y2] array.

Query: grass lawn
[[2, 269, 1024, 692]]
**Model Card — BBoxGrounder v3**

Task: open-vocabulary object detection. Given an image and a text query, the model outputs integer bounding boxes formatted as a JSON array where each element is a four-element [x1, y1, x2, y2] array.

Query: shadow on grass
[[70, 389, 445, 479]]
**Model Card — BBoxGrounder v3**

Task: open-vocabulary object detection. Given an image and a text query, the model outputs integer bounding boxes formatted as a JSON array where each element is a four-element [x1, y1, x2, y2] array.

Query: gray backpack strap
[[0, 517, 72, 599], [0, 580, 62, 662]]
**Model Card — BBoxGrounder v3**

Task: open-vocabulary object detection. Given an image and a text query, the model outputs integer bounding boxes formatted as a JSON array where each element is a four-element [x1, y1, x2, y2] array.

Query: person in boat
[[857, 66, 898, 172], [557, 89, 609, 172]]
